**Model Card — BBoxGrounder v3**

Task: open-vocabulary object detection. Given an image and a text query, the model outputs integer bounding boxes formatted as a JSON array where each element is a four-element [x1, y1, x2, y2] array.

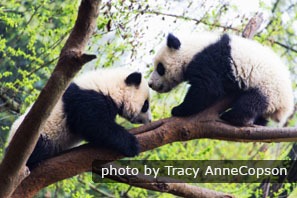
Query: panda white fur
[[149, 32, 294, 126], [8, 68, 151, 169]]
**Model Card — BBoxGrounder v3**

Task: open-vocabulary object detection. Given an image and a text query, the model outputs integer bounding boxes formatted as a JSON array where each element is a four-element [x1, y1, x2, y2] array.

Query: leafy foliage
[[0, 0, 78, 142]]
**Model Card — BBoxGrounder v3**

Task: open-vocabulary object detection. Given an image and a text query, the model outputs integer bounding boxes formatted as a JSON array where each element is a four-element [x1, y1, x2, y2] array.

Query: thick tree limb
[[0, 0, 100, 197], [12, 98, 297, 197]]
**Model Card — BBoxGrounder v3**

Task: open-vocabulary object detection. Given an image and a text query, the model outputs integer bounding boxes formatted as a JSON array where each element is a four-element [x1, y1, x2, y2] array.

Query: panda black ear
[[125, 72, 142, 86], [167, 33, 181, 50]]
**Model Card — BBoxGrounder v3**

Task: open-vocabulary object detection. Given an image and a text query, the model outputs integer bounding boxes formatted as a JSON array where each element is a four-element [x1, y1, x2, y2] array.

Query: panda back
[[229, 35, 293, 120]]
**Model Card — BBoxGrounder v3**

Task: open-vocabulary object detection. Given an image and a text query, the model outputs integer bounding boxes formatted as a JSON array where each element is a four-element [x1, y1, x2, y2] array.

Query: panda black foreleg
[[107, 124, 140, 157], [84, 123, 140, 157], [220, 88, 268, 126], [172, 85, 222, 117]]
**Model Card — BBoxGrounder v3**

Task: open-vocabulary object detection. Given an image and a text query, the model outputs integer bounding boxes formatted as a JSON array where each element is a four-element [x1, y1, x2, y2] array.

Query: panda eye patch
[[156, 63, 165, 76], [141, 100, 149, 113]]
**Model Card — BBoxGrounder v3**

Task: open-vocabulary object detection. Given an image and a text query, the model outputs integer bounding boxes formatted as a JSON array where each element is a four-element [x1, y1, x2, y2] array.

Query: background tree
[[1, 0, 297, 197]]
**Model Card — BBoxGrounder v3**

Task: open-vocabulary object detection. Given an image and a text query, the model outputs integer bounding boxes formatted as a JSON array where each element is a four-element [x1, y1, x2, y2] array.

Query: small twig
[[272, 40, 297, 54], [10, 5, 42, 46], [137, 9, 241, 33], [122, 185, 132, 198], [0, 88, 21, 113]]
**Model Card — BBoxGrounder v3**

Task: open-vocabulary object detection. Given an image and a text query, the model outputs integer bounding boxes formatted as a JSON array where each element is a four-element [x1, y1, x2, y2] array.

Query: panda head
[[120, 71, 152, 124], [149, 33, 186, 93], [74, 69, 152, 125]]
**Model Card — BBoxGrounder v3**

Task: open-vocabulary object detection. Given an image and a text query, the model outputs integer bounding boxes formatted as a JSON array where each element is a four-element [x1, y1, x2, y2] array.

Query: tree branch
[[0, 0, 100, 197], [271, 40, 297, 54], [137, 9, 241, 33], [12, 97, 297, 197], [0, 88, 21, 113], [100, 163, 233, 198]]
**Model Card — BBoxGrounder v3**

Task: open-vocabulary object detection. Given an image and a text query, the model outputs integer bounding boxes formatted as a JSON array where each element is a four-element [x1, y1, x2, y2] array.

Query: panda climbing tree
[[8, 68, 151, 169], [149, 32, 294, 126]]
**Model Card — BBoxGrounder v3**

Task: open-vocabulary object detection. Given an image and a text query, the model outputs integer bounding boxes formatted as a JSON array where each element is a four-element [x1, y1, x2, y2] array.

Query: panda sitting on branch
[[149, 32, 294, 126]]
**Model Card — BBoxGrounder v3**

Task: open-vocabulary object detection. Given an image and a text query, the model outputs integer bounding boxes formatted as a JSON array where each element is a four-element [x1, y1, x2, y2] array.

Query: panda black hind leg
[[26, 135, 57, 169], [220, 88, 268, 126], [254, 116, 269, 126]]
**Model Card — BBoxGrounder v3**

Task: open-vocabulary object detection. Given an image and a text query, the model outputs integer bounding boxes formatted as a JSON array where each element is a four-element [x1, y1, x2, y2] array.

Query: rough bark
[[0, 0, 100, 197]]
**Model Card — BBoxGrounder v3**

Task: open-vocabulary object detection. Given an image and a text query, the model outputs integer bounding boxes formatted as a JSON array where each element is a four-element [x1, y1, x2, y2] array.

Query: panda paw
[[172, 106, 187, 117], [121, 134, 140, 157], [220, 110, 254, 126]]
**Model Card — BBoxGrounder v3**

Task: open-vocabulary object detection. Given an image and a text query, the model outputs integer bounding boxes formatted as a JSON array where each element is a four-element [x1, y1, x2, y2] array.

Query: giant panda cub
[[149, 32, 294, 126], [8, 68, 151, 169]]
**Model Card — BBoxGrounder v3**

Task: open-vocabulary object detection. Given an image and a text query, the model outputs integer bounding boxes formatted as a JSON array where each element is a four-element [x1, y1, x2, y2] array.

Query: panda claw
[[172, 106, 185, 117]]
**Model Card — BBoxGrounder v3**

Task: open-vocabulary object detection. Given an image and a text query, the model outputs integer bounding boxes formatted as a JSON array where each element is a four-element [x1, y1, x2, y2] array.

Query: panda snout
[[148, 81, 163, 91], [152, 84, 164, 92], [151, 84, 164, 92]]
